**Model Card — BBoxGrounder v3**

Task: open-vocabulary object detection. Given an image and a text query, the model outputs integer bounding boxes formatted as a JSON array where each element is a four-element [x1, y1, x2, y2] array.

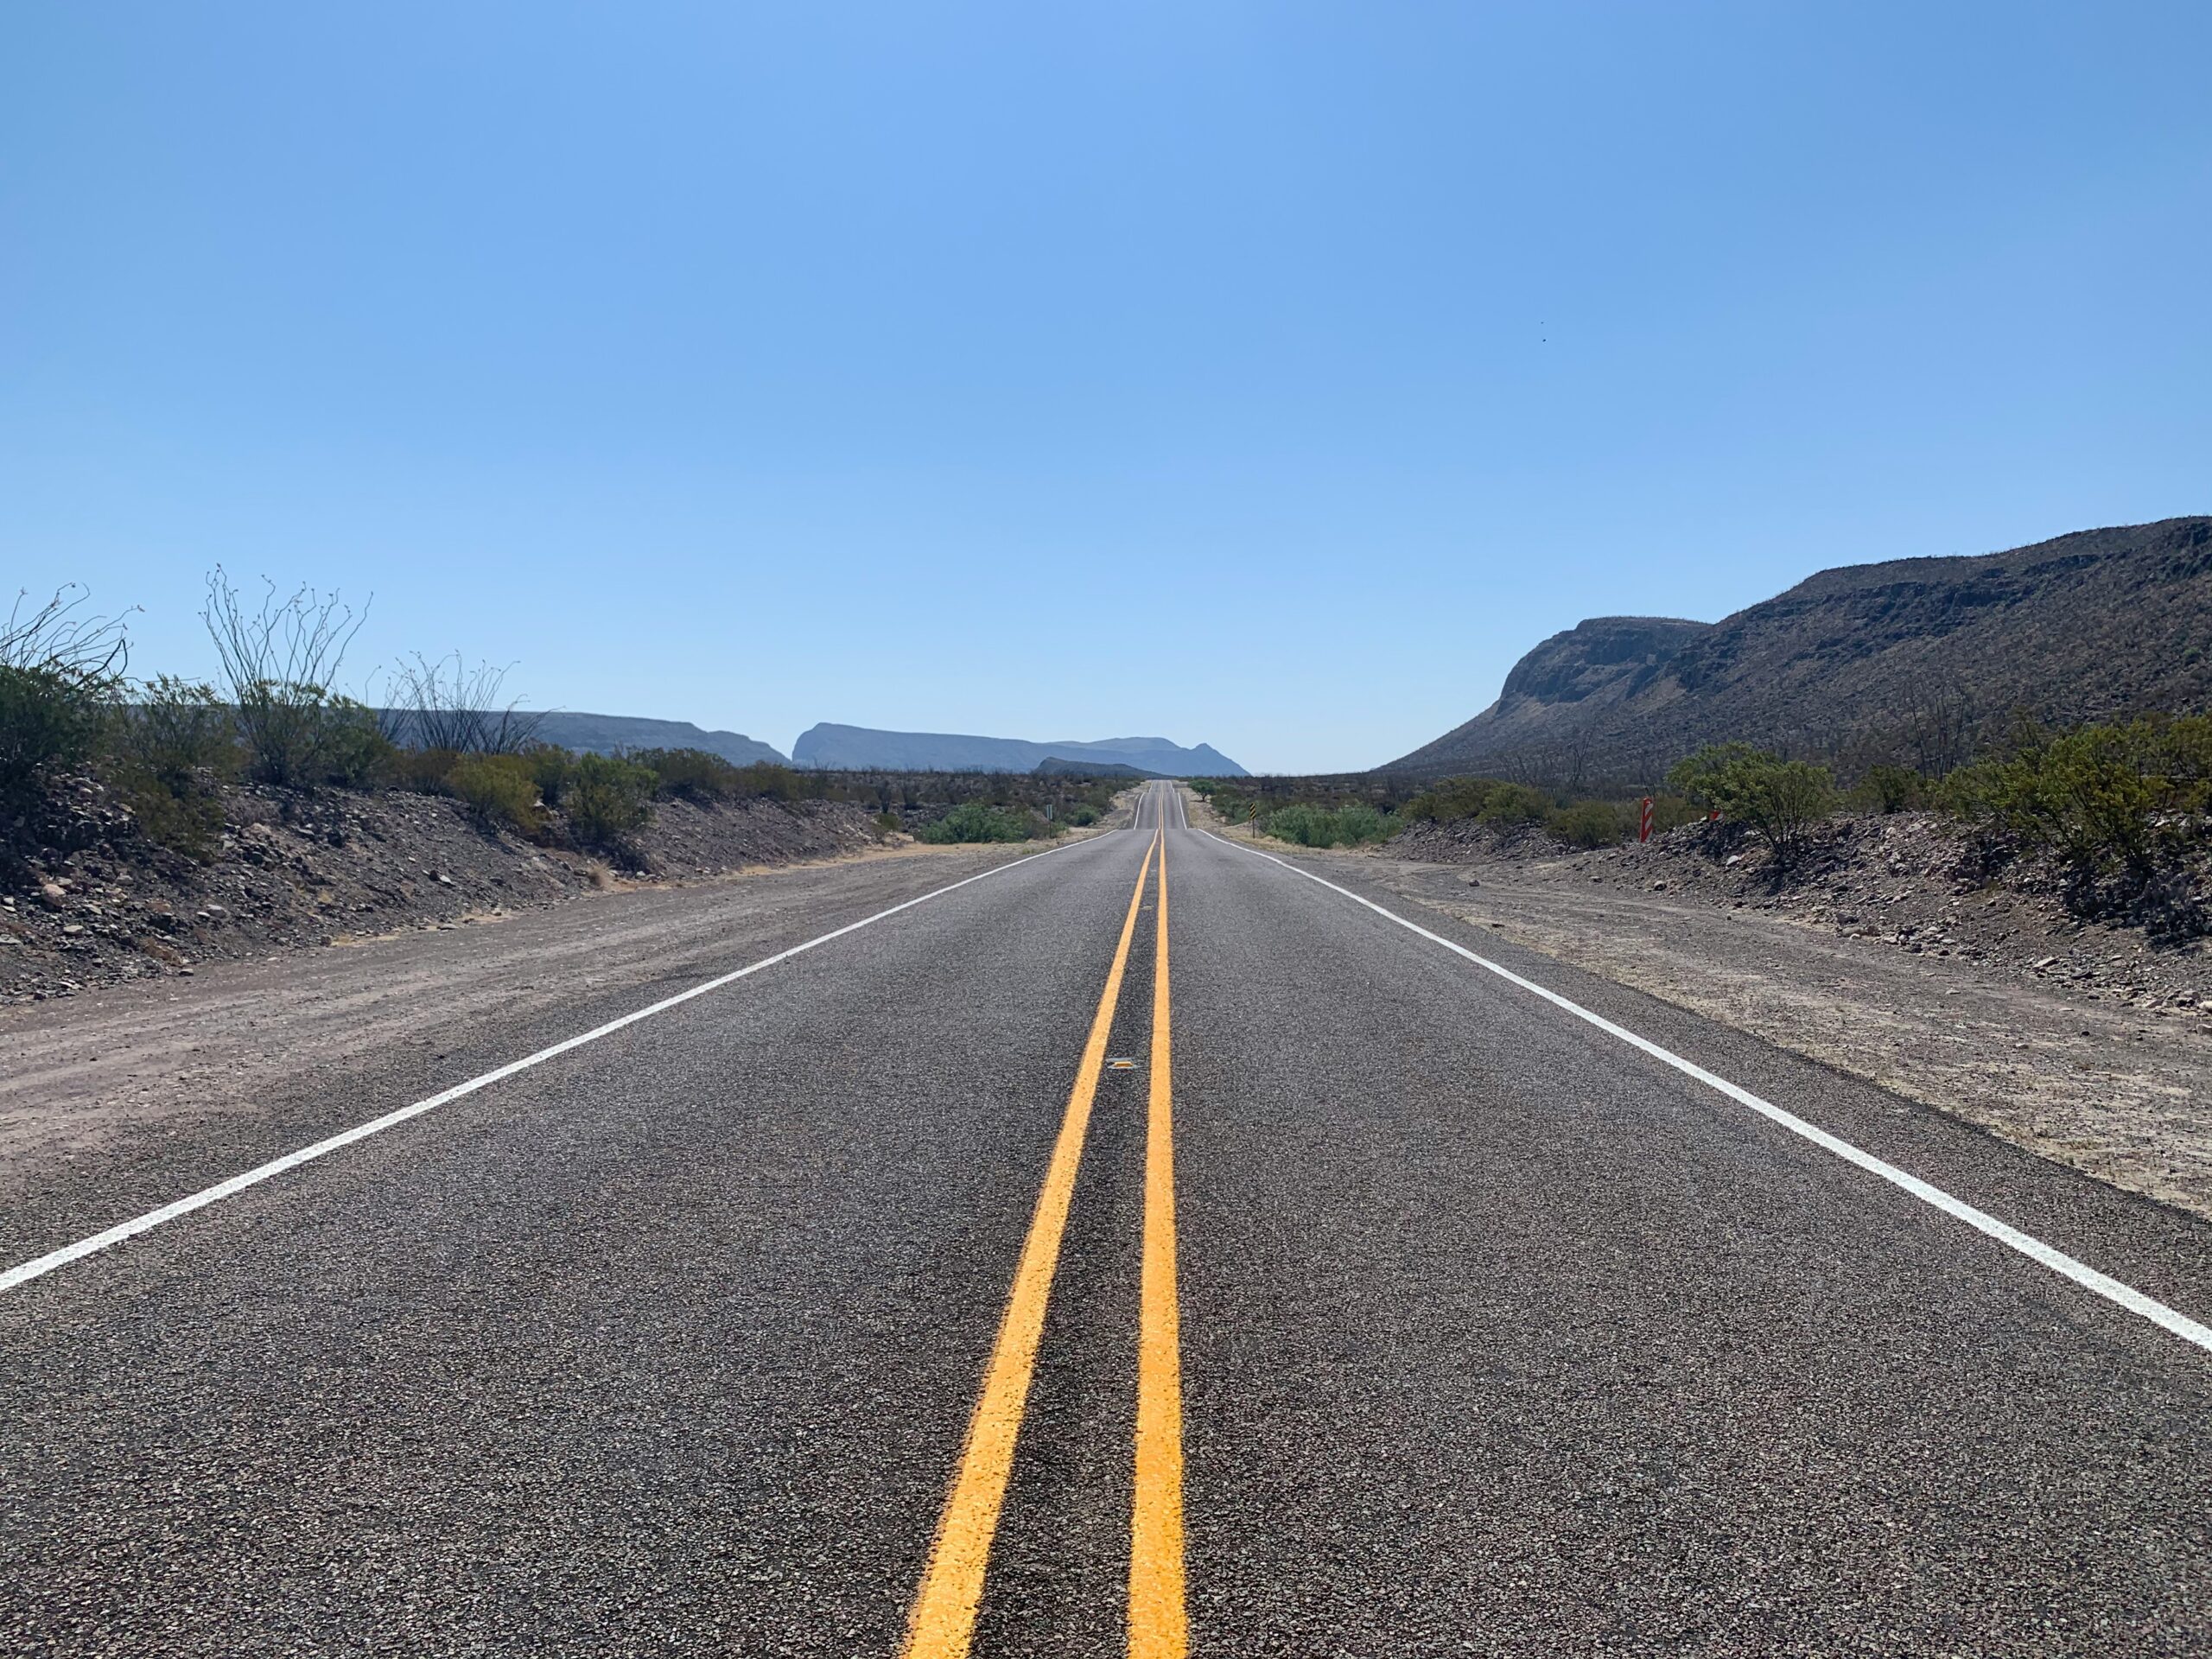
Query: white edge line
[[0, 834, 1109, 1295], [1205, 829, 2212, 1357]]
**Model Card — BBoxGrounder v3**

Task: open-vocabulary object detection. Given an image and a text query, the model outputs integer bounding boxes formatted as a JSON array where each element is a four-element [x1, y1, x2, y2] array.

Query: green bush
[[1547, 798, 1630, 849], [562, 752, 657, 849], [317, 699, 396, 787], [526, 744, 574, 802], [1851, 764, 1929, 814], [0, 664, 117, 818], [1666, 743, 1836, 861], [874, 810, 902, 836], [737, 762, 807, 803], [1942, 721, 2189, 882], [448, 753, 546, 837], [110, 677, 238, 858], [1477, 782, 1551, 830], [1404, 776, 1502, 823], [636, 747, 743, 803], [1065, 804, 1099, 827], [1264, 802, 1397, 848], [918, 802, 1035, 843], [395, 747, 463, 794], [1, 586, 129, 827]]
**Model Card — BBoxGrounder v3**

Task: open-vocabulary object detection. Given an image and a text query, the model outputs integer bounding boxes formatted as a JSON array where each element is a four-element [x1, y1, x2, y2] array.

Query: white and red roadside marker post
[[1639, 797, 1654, 843]]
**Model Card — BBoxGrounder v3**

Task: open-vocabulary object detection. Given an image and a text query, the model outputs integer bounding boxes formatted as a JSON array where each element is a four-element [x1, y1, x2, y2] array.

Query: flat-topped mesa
[[791, 723, 1248, 776]]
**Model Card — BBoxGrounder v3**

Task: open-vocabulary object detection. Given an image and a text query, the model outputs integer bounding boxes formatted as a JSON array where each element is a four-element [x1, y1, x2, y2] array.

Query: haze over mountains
[[1387, 517, 2212, 790], [450, 713, 1247, 778], [791, 724, 1247, 776]]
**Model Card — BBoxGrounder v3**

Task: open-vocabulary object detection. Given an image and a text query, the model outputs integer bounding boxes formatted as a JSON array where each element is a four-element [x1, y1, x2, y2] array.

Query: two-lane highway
[[6, 781, 2212, 1655]]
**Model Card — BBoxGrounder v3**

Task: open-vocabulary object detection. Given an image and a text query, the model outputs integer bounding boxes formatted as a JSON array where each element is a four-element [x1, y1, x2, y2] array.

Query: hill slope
[[792, 723, 1246, 775], [1385, 517, 2212, 788], [524, 713, 787, 766]]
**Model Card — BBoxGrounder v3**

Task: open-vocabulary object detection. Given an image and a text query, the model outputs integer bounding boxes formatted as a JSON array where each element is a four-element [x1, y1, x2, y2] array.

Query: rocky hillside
[[793, 723, 1245, 775], [1, 782, 878, 1007], [1386, 516, 2212, 788]]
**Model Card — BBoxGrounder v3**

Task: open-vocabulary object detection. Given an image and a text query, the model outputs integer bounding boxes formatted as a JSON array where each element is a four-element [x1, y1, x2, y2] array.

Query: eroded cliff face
[[1386, 517, 2212, 787], [1495, 617, 1713, 706]]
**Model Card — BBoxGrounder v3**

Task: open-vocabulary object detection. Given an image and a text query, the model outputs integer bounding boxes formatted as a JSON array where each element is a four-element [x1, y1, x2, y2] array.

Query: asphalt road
[[6, 781, 2212, 1655]]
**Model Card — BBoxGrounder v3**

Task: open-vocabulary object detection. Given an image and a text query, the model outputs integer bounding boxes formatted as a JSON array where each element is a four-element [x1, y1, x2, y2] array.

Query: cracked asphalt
[[5, 783, 2212, 1655]]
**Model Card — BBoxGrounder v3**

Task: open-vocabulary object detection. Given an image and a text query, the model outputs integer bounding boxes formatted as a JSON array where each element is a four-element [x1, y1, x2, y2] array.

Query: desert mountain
[[792, 723, 1246, 775], [523, 713, 788, 766], [1384, 516, 2212, 789]]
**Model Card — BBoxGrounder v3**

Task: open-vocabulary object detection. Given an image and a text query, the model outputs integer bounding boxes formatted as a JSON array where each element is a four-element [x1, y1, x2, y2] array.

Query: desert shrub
[[1941, 717, 2212, 933], [1943, 722, 2177, 882], [630, 750, 815, 806], [394, 747, 462, 793], [874, 810, 902, 836], [448, 753, 545, 837], [126, 677, 238, 789], [561, 753, 657, 849], [382, 652, 541, 753], [1404, 777, 1502, 823], [1477, 782, 1551, 830], [0, 587, 128, 824], [738, 762, 804, 802], [1547, 798, 1630, 849], [1667, 743, 1836, 862], [1265, 802, 1397, 848], [202, 569, 379, 788], [918, 802, 1034, 843], [1065, 804, 1100, 827], [636, 747, 742, 803], [316, 699, 397, 787], [526, 744, 575, 802], [1851, 763, 1929, 815], [109, 677, 238, 857], [0, 664, 116, 818]]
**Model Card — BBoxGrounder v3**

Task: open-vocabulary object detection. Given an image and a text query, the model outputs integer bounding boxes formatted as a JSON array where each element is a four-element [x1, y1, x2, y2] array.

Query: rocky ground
[[1194, 793, 2212, 1223], [0, 781, 886, 1007]]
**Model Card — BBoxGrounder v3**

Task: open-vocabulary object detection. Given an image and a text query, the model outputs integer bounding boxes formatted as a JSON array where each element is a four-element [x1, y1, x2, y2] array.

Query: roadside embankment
[[0, 783, 889, 1007]]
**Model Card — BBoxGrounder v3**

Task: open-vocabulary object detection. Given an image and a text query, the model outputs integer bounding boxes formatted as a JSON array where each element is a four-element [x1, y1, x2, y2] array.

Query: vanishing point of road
[[6, 782, 2212, 1655]]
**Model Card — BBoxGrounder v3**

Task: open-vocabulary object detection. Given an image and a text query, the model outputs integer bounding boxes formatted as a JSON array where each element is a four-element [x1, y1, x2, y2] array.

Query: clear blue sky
[[4, 3, 2207, 773]]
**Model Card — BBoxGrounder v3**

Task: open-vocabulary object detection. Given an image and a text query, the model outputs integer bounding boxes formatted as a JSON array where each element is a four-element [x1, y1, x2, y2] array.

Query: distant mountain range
[[792, 723, 1247, 776], [1384, 516, 2212, 790], [446, 712, 790, 766]]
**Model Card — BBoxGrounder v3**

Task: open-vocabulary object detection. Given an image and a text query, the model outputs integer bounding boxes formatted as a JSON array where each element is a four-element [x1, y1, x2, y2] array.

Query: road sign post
[[1639, 797, 1654, 843]]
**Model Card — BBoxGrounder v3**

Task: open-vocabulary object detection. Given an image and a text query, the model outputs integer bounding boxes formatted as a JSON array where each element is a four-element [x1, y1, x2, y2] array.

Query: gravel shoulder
[[1314, 845, 2212, 1221]]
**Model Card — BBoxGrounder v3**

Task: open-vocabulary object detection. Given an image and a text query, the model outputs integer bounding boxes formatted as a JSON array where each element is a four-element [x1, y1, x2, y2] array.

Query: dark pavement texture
[[5, 783, 2212, 1655]]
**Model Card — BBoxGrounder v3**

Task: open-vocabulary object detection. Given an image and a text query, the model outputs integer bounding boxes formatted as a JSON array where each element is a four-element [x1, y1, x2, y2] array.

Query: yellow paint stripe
[[1130, 825, 1188, 1657], [901, 831, 1161, 1659]]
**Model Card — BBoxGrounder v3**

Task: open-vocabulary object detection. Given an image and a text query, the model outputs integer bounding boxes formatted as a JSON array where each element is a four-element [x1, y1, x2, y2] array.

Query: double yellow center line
[[901, 823, 1187, 1659]]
